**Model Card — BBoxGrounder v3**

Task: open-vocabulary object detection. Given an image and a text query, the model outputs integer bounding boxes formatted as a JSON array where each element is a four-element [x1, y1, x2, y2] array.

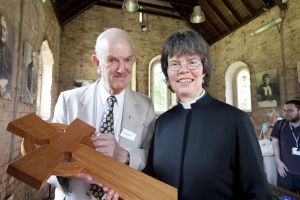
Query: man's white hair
[[95, 28, 135, 58]]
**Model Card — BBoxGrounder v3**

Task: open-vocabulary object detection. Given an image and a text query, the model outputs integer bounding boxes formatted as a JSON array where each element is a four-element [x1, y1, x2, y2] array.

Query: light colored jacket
[[48, 80, 156, 200]]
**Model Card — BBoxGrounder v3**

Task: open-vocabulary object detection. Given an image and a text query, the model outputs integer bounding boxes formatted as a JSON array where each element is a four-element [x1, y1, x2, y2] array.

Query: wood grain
[[6, 113, 177, 199]]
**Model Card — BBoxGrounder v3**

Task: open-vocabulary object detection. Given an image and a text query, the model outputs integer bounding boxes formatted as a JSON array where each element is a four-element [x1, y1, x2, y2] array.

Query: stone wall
[[0, 0, 61, 199], [209, 0, 300, 133]]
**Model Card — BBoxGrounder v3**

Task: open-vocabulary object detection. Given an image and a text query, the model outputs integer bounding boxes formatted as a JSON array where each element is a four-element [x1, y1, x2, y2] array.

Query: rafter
[[205, 0, 230, 31], [222, 0, 241, 24], [240, 0, 254, 17]]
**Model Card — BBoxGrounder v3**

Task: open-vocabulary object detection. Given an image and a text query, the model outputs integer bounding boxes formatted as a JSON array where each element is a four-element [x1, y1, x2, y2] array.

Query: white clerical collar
[[99, 79, 125, 105], [180, 91, 206, 109]]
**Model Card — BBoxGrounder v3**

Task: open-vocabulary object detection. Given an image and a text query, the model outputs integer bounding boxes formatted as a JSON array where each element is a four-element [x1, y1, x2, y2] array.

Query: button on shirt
[[97, 79, 125, 142]]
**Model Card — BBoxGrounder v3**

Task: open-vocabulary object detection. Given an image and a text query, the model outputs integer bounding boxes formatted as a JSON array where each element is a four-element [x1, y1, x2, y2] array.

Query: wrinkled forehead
[[99, 37, 134, 58], [96, 34, 134, 59]]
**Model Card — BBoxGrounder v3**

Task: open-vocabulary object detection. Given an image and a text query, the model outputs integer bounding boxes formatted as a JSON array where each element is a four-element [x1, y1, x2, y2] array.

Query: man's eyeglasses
[[168, 61, 202, 71], [107, 57, 136, 67], [282, 109, 299, 113]]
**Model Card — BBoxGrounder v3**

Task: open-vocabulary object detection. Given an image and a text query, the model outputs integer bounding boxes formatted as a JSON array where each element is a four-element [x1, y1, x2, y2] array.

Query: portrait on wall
[[20, 42, 38, 104], [0, 13, 14, 100], [256, 69, 279, 107]]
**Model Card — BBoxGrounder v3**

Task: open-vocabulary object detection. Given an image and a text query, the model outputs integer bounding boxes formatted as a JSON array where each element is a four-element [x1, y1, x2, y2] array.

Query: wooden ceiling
[[50, 0, 287, 45]]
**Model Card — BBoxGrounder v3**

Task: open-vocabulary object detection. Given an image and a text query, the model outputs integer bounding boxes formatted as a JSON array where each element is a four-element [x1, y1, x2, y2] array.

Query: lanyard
[[289, 123, 300, 148]]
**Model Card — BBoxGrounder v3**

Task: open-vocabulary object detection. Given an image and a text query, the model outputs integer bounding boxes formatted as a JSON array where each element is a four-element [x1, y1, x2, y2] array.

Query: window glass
[[237, 69, 252, 112]]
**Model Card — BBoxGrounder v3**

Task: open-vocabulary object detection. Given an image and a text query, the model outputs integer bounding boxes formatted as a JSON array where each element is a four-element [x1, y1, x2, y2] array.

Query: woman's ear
[[91, 55, 100, 74]]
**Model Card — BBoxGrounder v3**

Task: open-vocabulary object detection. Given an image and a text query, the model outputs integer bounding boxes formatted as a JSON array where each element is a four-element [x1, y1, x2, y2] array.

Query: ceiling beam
[[157, 0, 195, 8], [59, 0, 95, 25], [222, 0, 241, 24], [94, 1, 183, 19], [191, 24, 213, 44], [204, 17, 222, 36], [204, 0, 230, 31], [240, 0, 254, 17]]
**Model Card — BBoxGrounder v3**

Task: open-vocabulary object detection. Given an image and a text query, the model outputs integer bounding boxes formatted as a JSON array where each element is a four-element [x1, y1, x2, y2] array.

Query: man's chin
[[111, 84, 129, 94]]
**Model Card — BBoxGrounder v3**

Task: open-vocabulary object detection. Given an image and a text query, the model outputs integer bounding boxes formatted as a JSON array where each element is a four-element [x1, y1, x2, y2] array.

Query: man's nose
[[116, 62, 126, 73]]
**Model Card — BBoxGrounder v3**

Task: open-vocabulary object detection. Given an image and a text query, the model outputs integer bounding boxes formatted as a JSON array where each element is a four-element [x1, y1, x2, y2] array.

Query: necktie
[[99, 96, 117, 134], [89, 96, 117, 199]]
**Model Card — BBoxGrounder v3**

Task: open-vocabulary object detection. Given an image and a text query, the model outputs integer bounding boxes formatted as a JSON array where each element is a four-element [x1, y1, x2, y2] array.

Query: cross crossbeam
[[6, 113, 177, 200]]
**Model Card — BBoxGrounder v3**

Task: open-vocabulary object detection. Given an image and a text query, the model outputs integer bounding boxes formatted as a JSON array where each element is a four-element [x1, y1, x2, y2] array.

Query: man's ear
[[91, 55, 101, 74]]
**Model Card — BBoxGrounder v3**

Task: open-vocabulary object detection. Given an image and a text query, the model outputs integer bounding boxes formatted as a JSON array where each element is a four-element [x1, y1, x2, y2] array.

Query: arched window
[[149, 55, 176, 115], [236, 69, 251, 112], [36, 40, 53, 120], [225, 61, 252, 112]]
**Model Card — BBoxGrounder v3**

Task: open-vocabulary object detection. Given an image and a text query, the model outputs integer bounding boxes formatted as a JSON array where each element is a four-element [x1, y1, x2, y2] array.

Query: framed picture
[[256, 69, 279, 107], [20, 42, 38, 104], [0, 13, 14, 100]]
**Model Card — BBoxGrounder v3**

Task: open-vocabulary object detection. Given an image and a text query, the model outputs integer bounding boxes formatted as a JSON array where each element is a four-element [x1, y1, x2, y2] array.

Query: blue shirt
[[271, 120, 300, 175]]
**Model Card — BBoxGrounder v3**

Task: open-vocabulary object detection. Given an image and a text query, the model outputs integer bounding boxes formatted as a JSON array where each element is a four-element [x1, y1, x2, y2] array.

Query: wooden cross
[[6, 113, 177, 200]]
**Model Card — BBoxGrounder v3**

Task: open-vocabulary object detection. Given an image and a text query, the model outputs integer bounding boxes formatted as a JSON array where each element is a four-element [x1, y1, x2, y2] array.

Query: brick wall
[[0, 0, 61, 199], [0, 0, 299, 199], [209, 0, 300, 133]]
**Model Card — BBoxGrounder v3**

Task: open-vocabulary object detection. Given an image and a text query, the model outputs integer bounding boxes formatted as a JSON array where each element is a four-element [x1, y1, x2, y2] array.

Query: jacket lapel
[[121, 88, 138, 131], [77, 80, 103, 128]]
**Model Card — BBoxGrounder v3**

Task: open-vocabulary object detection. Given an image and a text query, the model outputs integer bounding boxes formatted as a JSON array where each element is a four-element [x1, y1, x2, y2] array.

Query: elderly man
[[48, 28, 156, 200]]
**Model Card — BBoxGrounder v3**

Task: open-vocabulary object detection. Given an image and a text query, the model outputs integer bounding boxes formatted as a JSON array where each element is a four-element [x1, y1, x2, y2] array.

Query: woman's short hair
[[160, 29, 213, 89]]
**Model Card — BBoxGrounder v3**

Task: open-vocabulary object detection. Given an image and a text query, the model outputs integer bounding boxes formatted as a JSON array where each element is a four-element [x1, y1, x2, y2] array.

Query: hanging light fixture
[[139, 11, 148, 31], [122, 0, 139, 13], [190, 5, 205, 23]]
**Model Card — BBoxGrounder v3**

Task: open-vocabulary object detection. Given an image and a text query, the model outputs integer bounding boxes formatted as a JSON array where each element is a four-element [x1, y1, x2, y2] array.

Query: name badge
[[292, 147, 300, 156], [120, 128, 136, 141]]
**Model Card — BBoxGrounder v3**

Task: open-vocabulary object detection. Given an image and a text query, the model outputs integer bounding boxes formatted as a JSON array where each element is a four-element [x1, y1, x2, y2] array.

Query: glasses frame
[[167, 62, 202, 71]]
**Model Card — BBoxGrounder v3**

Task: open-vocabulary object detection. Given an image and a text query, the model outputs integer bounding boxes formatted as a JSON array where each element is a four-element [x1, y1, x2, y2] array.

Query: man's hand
[[90, 133, 128, 163], [276, 160, 288, 177]]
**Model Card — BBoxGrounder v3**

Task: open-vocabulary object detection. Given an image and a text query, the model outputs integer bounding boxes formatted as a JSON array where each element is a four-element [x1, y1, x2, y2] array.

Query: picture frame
[[256, 69, 279, 108], [20, 42, 38, 104]]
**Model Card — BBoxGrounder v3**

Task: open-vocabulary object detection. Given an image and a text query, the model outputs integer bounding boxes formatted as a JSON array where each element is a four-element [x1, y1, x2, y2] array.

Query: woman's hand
[[103, 187, 120, 200]]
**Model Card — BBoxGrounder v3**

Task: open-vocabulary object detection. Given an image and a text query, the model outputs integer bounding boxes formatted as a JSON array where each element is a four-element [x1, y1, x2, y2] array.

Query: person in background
[[261, 109, 282, 139], [259, 109, 281, 185], [48, 28, 156, 200], [272, 99, 300, 194], [106, 29, 272, 200]]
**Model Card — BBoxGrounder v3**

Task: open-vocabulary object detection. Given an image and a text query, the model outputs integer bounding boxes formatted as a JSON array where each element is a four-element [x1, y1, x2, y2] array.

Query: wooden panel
[[6, 114, 177, 200]]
